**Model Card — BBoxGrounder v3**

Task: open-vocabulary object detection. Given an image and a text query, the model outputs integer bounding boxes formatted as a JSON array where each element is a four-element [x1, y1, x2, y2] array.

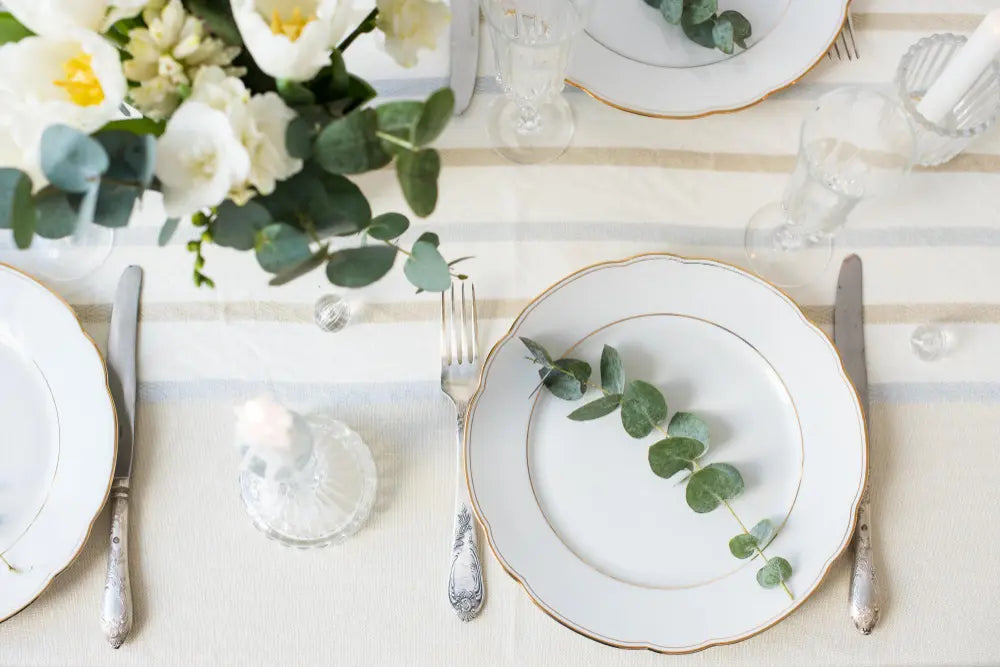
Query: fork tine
[[459, 282, 469, 365], [440, 292, 450, 365], [832, 38, 842, 61], [471, 283, 479, 363], [845, 12, 859, 60], [450, 284, 461, 364]]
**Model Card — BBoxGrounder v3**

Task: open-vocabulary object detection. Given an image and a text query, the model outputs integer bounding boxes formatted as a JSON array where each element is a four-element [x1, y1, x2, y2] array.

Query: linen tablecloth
[[4, 0, 1000, 664]]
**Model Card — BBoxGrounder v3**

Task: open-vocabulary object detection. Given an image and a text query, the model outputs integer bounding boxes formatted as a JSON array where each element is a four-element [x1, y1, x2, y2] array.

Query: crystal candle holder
[[896, 34, 1000, 166]]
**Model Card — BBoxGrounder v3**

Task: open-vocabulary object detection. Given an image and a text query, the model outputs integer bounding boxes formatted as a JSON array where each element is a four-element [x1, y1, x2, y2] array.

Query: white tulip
[[230, 0, 354, 81], [376, 0, 449, 68], [154, 102, 250, 218], [2, 0, 147, 38], [0, 31, 126, 187]]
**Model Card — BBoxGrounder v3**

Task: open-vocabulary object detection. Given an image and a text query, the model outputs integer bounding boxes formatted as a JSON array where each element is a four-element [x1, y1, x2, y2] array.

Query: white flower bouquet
[[0, 0, 463, 290]]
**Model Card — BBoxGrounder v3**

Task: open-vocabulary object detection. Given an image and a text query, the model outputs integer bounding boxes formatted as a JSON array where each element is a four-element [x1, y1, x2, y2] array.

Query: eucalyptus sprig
[[521, 337, 794, 598], [642, 0, 752, 55]]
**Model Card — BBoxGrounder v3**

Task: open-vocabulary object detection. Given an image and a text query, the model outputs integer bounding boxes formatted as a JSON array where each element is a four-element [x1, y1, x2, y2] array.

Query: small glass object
[[314, 294, 352, 332], [481, 0, 591, 164], [235, 398, 377, 548], [910, 324, 951, 362], [745, 88, 915, 288], [896, 34, 1000, 166], [0, 221, 114, 283]]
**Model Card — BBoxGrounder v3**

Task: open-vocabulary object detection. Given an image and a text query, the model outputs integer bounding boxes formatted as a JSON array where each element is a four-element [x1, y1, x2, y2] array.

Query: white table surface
[[3, 0, 1000, 665]]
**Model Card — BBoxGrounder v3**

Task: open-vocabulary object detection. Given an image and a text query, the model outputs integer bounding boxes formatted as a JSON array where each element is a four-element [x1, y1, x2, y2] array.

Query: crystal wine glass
[[481, 0, 591, 164], [745, 88, 916, 288]]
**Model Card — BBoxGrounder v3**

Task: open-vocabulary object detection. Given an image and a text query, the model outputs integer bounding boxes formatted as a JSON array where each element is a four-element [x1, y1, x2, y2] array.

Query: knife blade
[[449, 0, 480, 115], [833, 254, 879, 634], [100, 265, 142, 649]]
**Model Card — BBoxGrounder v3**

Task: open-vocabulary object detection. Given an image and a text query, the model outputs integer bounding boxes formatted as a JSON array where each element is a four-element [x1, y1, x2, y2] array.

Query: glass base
[[0, 223, 114, 283], [239, 415, 377, 548], [744, 202, 834, 288], [488, 95, 574, 164]]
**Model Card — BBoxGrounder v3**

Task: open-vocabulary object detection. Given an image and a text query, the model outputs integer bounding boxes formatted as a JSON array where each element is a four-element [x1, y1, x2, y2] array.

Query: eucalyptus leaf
[[254, 223, 312, 273], [0, 169, 34, 239], [403, 239, 451, 292], [541, 358, 591, 401], [681, 12, 717, 48], [325, 245, 397, 287], [285, 115, 314, 159], [667, 412, 709, 448], [416, 231, 439, 247], [186, 0, 243, 45], [659, 0, 683, 24], [685, 463, 744, 513], [345, 75, 377, 111], [367, 212, 409, 241], [213, 200, 272, 250], [376, 100, 423, 148], [414, 88, 454, 146], [647, 437, 706, 479], [258, 166, 370, 236], [34, 190, 77, 239], [99, 117, 166, 137], [641, 0, 658, 6], [520, 337, 553, 366], [277, 78, 316, 106], [396, 149, 440, 217], [620, 380, 668, 438], [314, 109, 391, 174], [90, 182, 139, 227], [684, 0, 717, 24], [712, 17, 734, 54], [158, 217, 181, 246], [0, 12, 32, 44], [600, 345, 625, 394], [729, 533, 758, 559], [568, 394, 622, 421], [750, 518, 776, 550], [269, 245, 330, 286], [720, 10, 751, 48], [756, 557, 792, 589], [95, 130, 156, 186], [40, 125, 109, 193]]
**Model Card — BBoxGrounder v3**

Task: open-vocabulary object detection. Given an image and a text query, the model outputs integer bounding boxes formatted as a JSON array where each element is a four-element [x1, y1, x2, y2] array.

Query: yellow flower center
[[269, 7, 315, 42], [53, 52, 105, 107]]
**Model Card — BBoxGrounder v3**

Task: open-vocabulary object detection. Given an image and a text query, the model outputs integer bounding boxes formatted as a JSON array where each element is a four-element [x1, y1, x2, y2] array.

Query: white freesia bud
[[0, 30, 126, 187], [154, 101, 250, 218], [230, 0, 354, 81], [2, 0, 147, 38], [376, 0, 449, 68]]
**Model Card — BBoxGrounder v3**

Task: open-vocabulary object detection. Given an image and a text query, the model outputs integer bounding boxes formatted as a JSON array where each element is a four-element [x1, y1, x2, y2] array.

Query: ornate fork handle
[[448, 404, 484, 621], [101, 480, 133, 648], [849, 490, 879, 634]]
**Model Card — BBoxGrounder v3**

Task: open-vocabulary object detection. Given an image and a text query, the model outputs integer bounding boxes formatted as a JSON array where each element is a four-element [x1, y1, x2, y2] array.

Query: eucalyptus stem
[[375, 131, 415, 152], [1, 553, 15, 572], [337, 9, 378, 52]]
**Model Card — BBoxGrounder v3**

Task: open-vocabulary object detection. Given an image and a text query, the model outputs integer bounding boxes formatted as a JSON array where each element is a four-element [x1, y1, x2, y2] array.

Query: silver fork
[[827, 11, 859, 61], [440, 282, 485, 621]]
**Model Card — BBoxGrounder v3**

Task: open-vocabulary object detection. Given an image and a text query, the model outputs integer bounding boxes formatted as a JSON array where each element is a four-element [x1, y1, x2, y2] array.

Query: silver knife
[[834, 255, 879, 634], [100, 266, 142, 649], [449, 0, 480, 115]]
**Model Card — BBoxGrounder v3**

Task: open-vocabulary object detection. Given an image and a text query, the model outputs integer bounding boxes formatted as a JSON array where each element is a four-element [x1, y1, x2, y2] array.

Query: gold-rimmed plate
[[0, 264, 116, 622], [465, 254, 866, 652]]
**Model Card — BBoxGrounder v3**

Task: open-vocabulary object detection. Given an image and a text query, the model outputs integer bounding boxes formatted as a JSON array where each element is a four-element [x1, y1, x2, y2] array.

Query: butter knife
[[449, 0, 480, 115], [833, 255, 879, 634], [100, 266, 142, 648]]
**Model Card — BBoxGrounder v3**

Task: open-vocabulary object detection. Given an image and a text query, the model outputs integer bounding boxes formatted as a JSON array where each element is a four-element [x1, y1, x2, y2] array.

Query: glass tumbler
[[896, 34, 1000, 166], [481, 0, 590, 163], [745, 88, 916, 288]]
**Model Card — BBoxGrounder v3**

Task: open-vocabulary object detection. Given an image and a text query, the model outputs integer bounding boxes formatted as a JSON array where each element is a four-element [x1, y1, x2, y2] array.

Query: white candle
[[916, 10, 1000, 125]]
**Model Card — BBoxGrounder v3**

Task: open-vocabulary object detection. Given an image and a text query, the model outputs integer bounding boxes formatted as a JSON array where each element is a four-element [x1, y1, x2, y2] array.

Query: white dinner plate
[[567, 0, 849, 118], [466, 254, 866, 652], [0, 264, 116, 622]]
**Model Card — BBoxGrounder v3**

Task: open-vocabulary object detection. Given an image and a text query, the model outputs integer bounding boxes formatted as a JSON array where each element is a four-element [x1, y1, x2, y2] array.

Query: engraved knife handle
[[849, 492, 879, 634], [101, 481, 133, 648], [448, 404, 484, 621]]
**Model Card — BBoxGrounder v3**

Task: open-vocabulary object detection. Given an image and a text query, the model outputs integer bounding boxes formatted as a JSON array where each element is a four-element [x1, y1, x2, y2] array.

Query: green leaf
[[0, 12, 32, 45], [314, 109, 391, 174], [90, 182, 140, 227], [40, 125, 109, 193], [158, 217, 181, 246], [34, 190, 77, 239], [541, 358, 591, 401], [0, 170, 34, 245], [647, 437, 706, 479], [285, 115, 314, 159], [719, 10, 751, 48], [186, 0, 243, 45], [404, 239, 451, 292], [685, 463, 744, 513], [600, 345, 625, 394], [95, 130, 156, 186], [367, 212, 409, 241], [641, 0, 658, 7], [213, 200, 272, 250], [712, 16, 734, 54], [269, 245, 330, 286], [416, 231, 439, 247], [682, 12, 717, 48], [660, 0, 683, 24], [325, 245, 397, 287], [751, 518, 777, 550], [620, 380, 668, 439], [396, 149, 440, 217], [344, 75, 377, 111], [684, 0, 717, 24], [414, 88, 454, 146], [254, 223, 312, 273], [258, 166, 371, 237], [99, 117, 166, 137], [520, 337, 553, 366], [277, 78, 316, 106], [667, 412, 709, 448], [568, 394, 623, 421], [729, 533, 759, 559], [376, 100, 423, 149], [756, 557, 792, 589]]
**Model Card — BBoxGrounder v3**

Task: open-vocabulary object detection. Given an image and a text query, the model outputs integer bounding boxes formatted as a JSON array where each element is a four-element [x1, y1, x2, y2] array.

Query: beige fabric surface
[[3, 0, 1000, 665]]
